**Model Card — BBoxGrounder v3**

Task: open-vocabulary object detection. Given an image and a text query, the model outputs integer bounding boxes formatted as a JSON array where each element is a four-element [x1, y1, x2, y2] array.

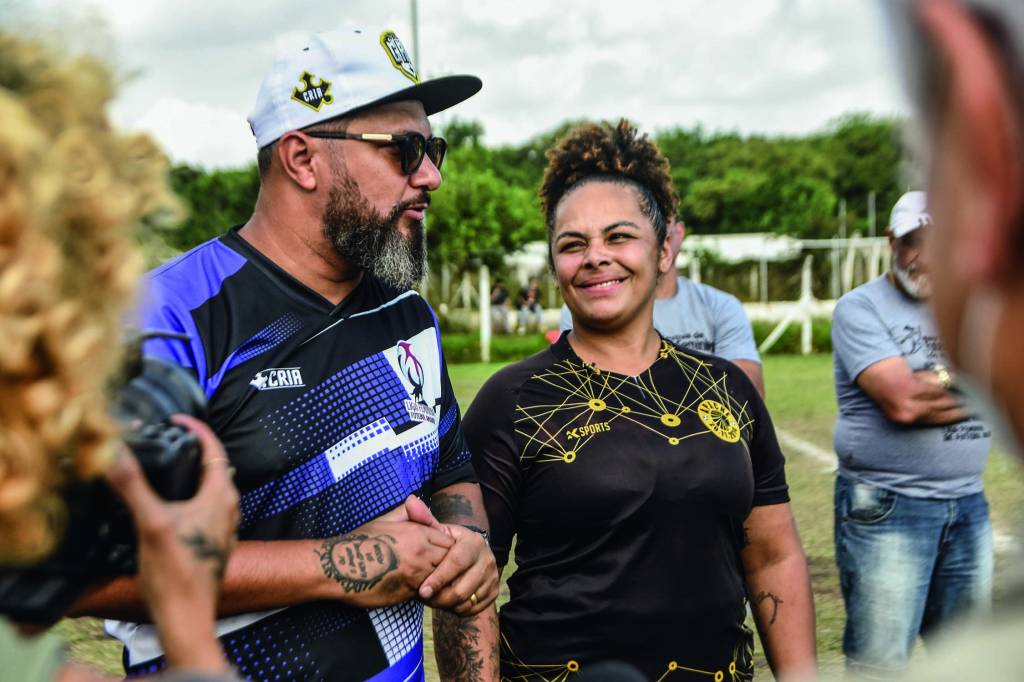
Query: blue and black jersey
[[106, 228, 475, 682]]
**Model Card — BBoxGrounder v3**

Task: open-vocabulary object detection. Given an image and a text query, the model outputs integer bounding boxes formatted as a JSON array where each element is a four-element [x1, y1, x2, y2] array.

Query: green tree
[[166, 163, 260, 250], [812, 113, 904, 234]]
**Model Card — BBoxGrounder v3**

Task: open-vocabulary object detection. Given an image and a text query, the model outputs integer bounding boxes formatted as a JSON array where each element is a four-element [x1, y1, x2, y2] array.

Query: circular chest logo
[[698, 400, 741, 443]]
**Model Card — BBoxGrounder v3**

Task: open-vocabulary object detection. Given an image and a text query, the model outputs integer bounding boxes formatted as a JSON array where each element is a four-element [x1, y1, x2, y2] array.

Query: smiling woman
[[463, 119, 818, 681], [539, 121, 677, 373]]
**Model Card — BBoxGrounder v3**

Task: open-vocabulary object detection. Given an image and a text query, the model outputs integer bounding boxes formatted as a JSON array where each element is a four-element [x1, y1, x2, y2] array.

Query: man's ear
[[918, 0, 1024, 281], [658, 230, 675, 275], [666, 220, 685, 252], [275, 131, 321, 192], [675, 220, 687, 246]]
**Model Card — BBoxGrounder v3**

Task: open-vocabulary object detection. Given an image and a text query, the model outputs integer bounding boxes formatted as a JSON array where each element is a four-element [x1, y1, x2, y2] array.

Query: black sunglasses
[[305, 130, 447, 175]]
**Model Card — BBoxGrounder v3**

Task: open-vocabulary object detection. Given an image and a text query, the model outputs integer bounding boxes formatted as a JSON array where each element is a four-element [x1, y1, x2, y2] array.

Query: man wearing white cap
[[78, 26, 498, 681], [830, 190, 993, 677]]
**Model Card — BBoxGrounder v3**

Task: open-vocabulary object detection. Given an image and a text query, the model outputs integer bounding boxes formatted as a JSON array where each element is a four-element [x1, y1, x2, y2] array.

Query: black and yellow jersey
[[465, 333, 788, 681]]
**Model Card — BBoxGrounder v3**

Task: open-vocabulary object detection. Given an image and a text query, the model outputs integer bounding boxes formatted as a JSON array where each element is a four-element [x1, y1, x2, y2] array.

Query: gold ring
[[469, 592, 478, 607]]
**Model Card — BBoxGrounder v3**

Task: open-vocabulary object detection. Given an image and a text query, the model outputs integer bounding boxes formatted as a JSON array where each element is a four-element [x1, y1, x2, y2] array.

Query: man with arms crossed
[[831, 190, 992, 678], [560, 219, 764, 395], [75, 26, 498, 682]]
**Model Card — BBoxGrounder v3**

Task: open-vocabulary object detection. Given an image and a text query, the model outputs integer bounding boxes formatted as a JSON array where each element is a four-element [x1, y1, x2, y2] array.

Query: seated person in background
[[0, 33, 240, 681], [516, 277, 544, 333], [560, 219, 764, 396], [465, 119, 816, 681], [491, 280, 511, 333]]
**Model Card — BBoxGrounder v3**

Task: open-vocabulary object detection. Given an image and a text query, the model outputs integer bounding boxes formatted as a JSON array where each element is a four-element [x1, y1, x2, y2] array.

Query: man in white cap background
[[829, 190, 993, 677], [74, 26, 499, 681]]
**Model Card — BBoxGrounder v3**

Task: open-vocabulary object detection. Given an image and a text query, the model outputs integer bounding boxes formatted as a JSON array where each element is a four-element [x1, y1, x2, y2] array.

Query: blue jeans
[[834, 475, 993, 677]]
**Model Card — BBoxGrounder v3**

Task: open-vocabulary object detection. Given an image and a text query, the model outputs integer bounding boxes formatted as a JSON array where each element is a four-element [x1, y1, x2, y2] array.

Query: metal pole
[[831, 238, 841, 300], [759, 255, 768, 304], [461, 270, 472, 309], [801, 255, 813, 355], [868, 191, 876, 238], [839, 199, 847, 241], [441, 263, 451, 307], [479, 265, 491, 364]]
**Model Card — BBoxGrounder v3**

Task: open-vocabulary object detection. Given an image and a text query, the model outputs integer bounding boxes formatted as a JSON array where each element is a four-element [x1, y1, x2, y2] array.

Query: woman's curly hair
[[0, 34, 181, 563], [539, 119, 678, 245]]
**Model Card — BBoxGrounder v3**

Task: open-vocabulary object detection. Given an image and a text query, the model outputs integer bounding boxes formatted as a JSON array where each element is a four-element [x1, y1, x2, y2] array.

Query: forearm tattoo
[[434, 610, 488, 682], [315, 533, 399, 594], [753, 590, 784, 626], [431, 492, 474, 522], [179, 530, 229, 581]]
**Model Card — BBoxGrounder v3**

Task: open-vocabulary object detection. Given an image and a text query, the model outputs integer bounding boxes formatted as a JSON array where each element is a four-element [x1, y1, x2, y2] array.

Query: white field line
[[776, 428, 836, 470], [775, 428, 1020, 555]]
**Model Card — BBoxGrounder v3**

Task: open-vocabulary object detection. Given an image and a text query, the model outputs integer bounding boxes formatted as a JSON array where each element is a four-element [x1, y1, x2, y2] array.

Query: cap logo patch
[[380, 31, 418, 83], [291, 71, 334, 112]]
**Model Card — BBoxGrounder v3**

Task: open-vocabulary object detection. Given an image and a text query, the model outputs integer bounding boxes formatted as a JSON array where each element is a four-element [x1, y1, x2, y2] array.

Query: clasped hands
[[351, 495, 498, 616]]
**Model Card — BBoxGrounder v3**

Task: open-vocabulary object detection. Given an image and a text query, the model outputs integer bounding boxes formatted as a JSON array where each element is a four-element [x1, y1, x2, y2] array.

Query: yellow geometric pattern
[[499, 627, 754, 682], [514, 341, 754, 466], [500, 343, 760, 681]]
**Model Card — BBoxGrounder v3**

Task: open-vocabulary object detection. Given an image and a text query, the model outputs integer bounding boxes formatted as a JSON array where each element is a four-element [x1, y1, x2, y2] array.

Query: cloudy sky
[[10, 0, 909, 168]]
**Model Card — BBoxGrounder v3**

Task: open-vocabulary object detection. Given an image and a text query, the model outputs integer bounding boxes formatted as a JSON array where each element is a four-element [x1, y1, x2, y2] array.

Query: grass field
[[60, 354, 1024, 679]]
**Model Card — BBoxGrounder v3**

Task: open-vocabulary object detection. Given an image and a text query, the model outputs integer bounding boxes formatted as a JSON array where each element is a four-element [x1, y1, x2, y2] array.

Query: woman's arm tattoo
[[753, 590, 784, 625], [434, 610, 486, 681], [431, 492, 475, 522], [314, 533, 399, 594]]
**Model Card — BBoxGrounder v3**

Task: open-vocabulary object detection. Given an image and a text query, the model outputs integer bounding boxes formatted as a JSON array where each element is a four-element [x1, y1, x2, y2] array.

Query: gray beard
[[322, 177, 425, 291], [892, 256, 931, 300]]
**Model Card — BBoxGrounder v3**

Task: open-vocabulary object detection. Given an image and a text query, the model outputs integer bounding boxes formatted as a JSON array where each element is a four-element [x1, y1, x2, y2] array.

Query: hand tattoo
[[434, 610, 487, 681], [179, 530, 229, 581], [753, 591, 784, 626], [431, 493, 474, 522], [315, 533, 399, 594]]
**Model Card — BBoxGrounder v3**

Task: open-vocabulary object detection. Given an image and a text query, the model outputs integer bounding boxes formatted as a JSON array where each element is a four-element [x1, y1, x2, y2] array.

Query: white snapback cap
[[889, 190, 932, 238], [247, 27, 482, 149]]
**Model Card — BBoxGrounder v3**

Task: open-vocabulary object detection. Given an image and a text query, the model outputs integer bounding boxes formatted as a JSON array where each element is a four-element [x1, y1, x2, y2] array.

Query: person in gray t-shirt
[[561, 220, 764, 395], [831, 191, 993, 677]]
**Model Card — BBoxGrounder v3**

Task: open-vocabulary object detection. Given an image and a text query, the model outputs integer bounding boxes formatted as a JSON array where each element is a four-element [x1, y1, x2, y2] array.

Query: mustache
[[396, 194, 430, 212]]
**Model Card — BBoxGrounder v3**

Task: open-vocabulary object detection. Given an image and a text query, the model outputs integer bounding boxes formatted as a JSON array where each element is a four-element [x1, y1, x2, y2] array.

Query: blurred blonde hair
[[0, 34, 180, 563]]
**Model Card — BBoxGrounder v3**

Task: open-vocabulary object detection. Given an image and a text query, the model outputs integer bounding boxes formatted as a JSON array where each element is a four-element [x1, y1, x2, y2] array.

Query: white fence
[[428, 234, 892, 358]]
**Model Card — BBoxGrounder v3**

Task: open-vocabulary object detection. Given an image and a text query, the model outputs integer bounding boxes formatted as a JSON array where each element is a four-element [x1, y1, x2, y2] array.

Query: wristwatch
[[933, 363, 953, 390]]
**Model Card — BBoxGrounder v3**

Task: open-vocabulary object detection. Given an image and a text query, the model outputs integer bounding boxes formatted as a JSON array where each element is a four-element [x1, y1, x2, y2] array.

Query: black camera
[[0, 332, 208, 623]]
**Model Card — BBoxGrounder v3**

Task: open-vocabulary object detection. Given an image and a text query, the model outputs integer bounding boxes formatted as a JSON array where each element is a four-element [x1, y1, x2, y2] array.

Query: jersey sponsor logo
[[698, 399, 741, 443], [291, 71, 334, 112], [566, 422, 611, 440], [397, 340, 426, 402], [379, 30, 418, 83], [250, 367, 306, 391], [397, 339, 436, 424]]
